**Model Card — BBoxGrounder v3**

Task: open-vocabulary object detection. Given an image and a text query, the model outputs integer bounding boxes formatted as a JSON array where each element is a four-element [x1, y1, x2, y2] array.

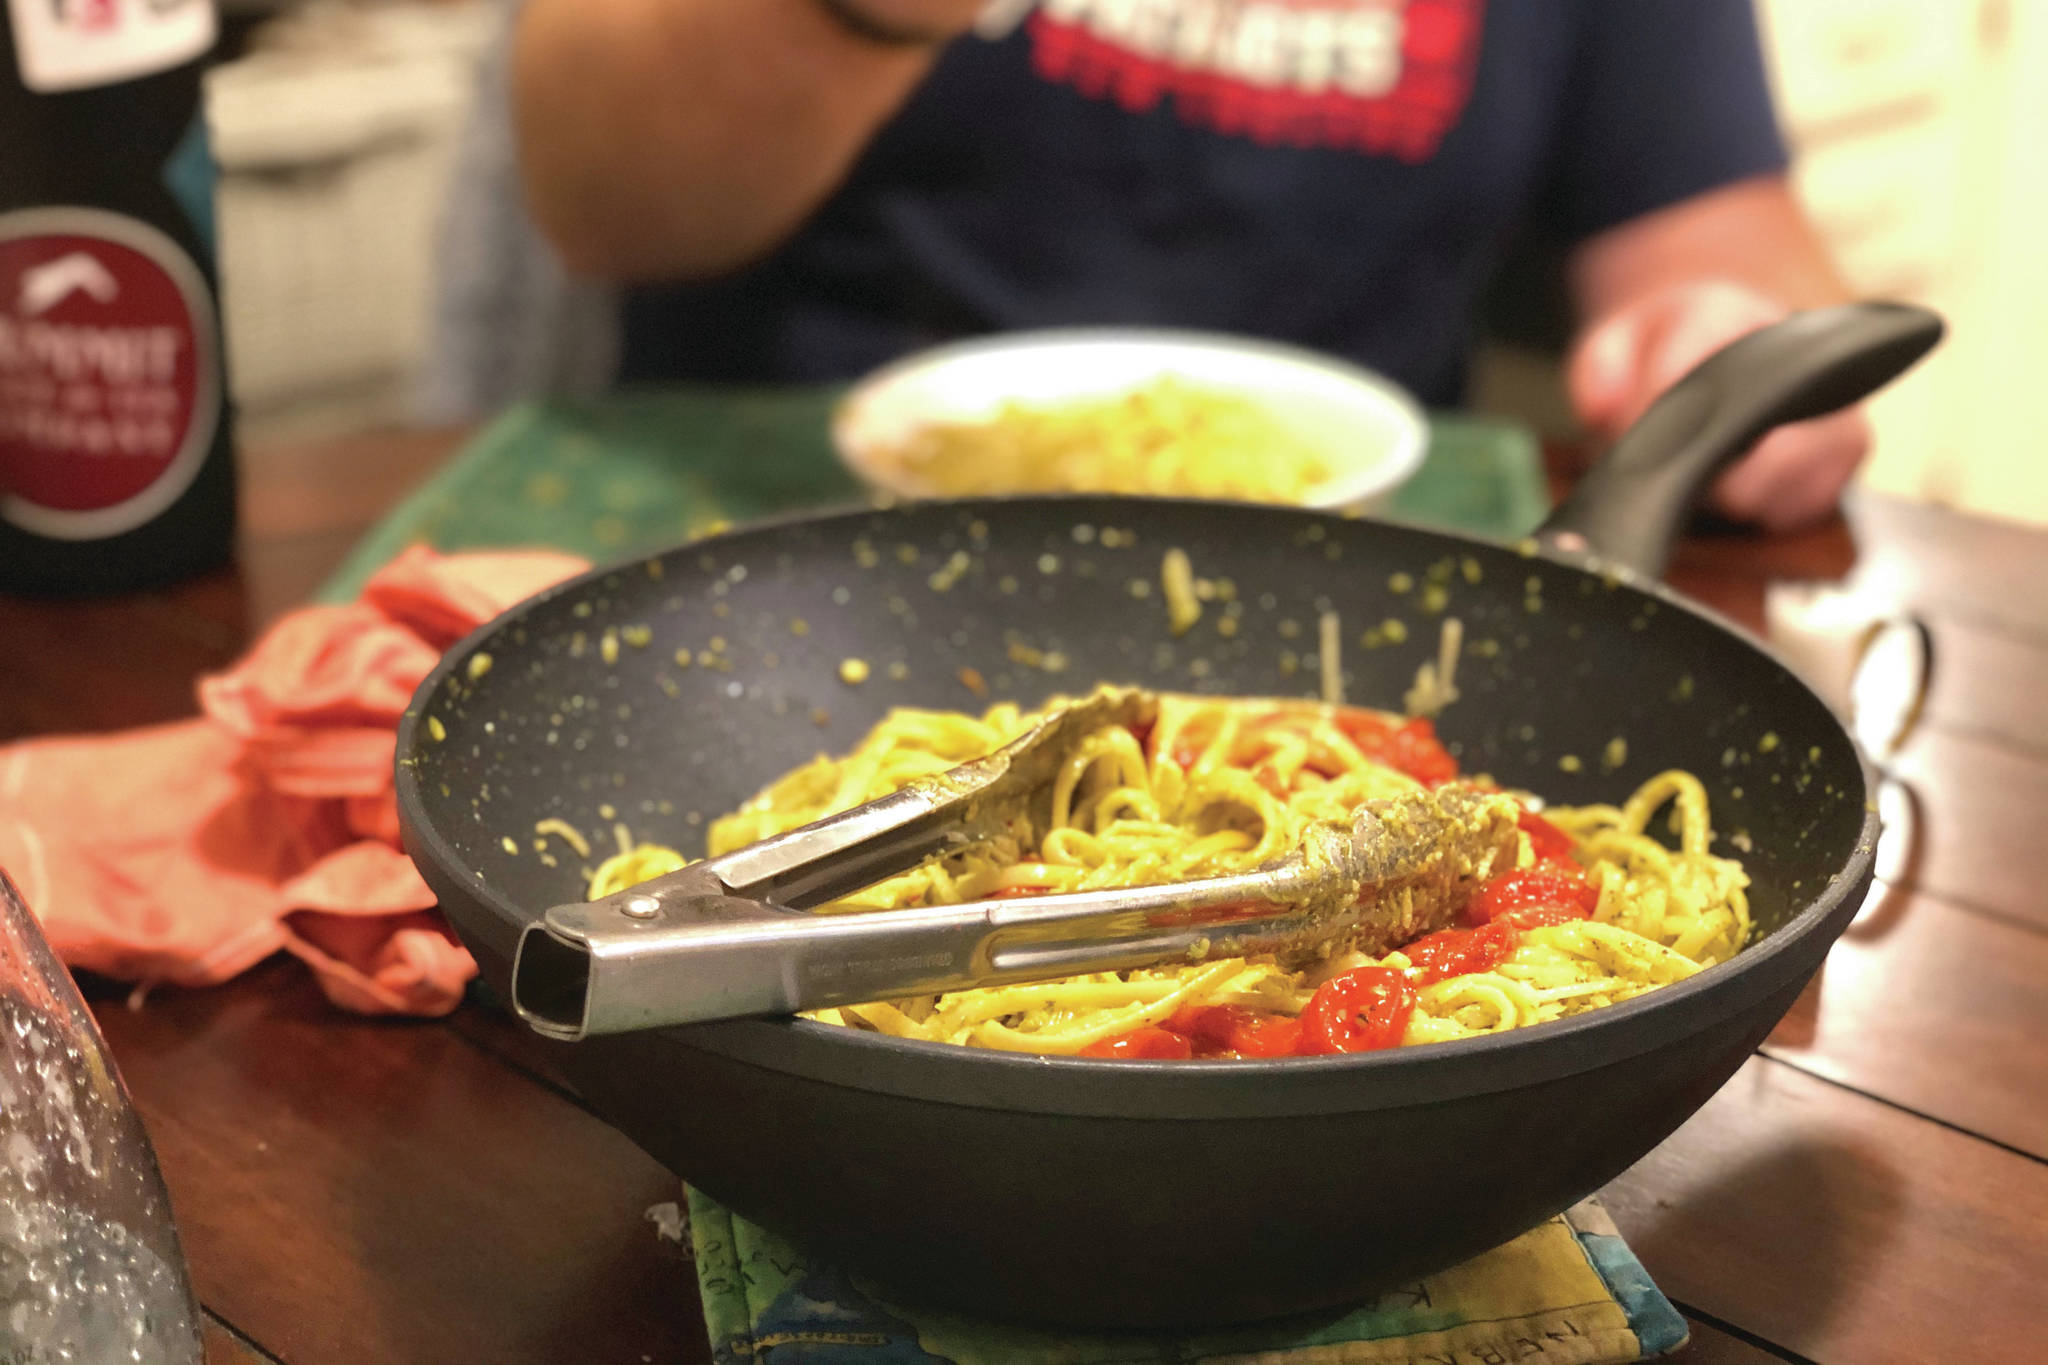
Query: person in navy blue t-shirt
[[508, 0, 1865, 529]]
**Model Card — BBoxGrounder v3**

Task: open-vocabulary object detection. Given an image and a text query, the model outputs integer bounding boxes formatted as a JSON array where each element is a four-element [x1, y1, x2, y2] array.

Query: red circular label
[[0, 216, 213, 536]]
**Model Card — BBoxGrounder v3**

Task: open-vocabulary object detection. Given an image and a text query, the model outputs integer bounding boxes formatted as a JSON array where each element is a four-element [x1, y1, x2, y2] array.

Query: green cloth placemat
[[314, 388, 1545, 602], [684, 1187, 1689, 1364]]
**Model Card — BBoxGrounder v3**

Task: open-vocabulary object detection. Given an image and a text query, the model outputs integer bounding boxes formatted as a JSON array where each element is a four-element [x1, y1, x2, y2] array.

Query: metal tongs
[[511, 687, 1520, 1040]]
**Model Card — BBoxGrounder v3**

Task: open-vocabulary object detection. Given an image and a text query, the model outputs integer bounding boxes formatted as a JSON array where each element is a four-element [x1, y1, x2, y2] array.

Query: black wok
[[397, 304, 1939, 1326]]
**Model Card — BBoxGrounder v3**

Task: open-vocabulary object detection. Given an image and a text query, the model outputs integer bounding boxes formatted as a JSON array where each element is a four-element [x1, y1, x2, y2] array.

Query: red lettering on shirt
[[1028, 0, 1485, 161]]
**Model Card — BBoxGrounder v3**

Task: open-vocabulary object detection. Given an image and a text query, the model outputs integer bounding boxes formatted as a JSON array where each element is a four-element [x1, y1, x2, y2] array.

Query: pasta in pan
[[591, 695, 1751, 1059]]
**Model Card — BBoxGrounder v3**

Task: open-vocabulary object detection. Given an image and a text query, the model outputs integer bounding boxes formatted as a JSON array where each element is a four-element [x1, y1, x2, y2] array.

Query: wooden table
[[2, 430, 2043, 1365]]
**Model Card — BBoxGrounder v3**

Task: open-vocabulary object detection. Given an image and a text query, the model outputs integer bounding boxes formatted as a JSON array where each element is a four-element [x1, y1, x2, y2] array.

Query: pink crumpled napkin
[[0, 545, 587, 1016]]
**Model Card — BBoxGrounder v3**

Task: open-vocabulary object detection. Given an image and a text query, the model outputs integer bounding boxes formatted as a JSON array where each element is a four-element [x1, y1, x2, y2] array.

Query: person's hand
[[1566, 280, 1872, 531]]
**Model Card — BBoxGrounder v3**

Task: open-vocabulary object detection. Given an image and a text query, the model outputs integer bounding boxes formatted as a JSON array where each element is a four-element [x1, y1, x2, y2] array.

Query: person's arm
[[512, 0, 986, 281], [1570, 174, 1845, 329], [1536, 1, 1869, 530]]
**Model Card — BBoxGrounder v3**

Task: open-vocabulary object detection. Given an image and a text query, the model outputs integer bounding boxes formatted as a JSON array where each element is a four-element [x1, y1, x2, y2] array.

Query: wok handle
[[1537, 301, 1944, 578]]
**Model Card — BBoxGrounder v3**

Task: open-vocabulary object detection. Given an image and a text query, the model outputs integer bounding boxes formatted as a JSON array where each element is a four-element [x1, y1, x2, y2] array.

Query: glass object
[[0, 869, 202, 1364]]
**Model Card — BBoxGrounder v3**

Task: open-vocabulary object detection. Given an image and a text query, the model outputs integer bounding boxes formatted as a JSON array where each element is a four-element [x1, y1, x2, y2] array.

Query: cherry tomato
[[1409, 896, 1597, 982], [1298, 967, 1417, 1054], [1389, 718, 1460, 786], [1516, 807, 1578, 863], [1079, 1026, 1193, 1060], [1165, 1005, 1303, 1058], [1163, 712, 1225, 769], [1400, 922, 1521, 985], [1332, 709, 1460, 786], [1333, 708, 1395, 749], [1464, 866, 1599, 926], [1403, 905, 1591, 985]]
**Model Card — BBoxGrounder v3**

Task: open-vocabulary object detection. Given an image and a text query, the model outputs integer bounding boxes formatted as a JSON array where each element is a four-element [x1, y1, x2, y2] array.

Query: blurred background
[[201, 0, 2046, 526]]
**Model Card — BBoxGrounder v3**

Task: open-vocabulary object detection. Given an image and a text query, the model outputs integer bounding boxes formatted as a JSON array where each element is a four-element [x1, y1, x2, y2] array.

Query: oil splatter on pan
[[393, 494, 1877, 1330]]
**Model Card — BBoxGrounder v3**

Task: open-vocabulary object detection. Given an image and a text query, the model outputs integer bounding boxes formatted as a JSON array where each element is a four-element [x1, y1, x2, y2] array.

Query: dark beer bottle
[[0, 0, 235, 595]]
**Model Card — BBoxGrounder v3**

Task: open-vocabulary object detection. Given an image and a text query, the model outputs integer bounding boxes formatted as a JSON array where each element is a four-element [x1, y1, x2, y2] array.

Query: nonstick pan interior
[[404, 494, 1871, 1060], [398, 496, 1875, 1324]]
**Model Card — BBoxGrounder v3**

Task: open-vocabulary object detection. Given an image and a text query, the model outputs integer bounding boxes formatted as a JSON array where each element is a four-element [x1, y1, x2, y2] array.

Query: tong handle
[[510, 791, 1519, 1041], [508, 702, 1520, 1043], [701, 784, 967, 908], [513, 858, 1326, 1040], [701, 686, 1152, 907]]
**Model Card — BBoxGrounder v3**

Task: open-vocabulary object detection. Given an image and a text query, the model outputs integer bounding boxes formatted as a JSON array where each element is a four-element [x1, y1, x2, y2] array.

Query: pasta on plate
[[590, 694, 1751, 1059], [879, 381, 1339, 503]]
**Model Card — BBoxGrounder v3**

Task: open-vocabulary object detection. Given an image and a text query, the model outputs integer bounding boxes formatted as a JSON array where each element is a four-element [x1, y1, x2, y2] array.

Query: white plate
[[832, 328, 1428, 512]]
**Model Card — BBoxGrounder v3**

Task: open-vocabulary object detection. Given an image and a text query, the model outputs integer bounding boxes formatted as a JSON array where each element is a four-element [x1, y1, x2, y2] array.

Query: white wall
[[1760, 0, 2048, 527]]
